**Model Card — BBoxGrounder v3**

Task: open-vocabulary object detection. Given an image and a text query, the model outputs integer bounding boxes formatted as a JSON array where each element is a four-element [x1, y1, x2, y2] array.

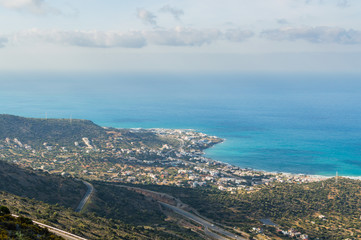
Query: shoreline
[[202, 134, 361, 181], [121, 126, 361, 182]]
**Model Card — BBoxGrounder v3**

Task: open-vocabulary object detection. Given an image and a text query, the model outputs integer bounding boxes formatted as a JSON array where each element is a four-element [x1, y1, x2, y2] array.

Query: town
[[0, 127, 324, 194]]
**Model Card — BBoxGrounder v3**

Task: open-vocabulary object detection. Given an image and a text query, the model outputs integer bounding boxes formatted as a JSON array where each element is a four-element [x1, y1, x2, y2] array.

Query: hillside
[[1, 189, 202, 240], [0, 160, 86, 209], [86, 183, 166, 226], [0, 205, 63, 239], [0, 161, 201, 239], [140, 178, 361, 239], [0, 114, 107, 147]]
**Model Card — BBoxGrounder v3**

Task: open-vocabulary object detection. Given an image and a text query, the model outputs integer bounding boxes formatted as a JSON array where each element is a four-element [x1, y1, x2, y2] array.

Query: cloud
[[337, 0, 350, 7], [160, 5, 184, 20], [261, 26, 361, 44], [224, 29, 254, 42], [145, 27, 221, 46], [16, 29, 147, 48], [304, 0, 351, 7], [4, 27, 254, 48], [0, 0, 60, 14], [0, 37, 8, 48], [277, 19, 289, 25], [136, 8, 157, 26], [0, 0, 42, 9]]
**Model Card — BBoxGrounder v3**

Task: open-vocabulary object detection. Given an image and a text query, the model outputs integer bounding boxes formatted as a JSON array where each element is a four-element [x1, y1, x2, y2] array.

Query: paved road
[[160, 202, 245, 240], [75, 181, 94, 212], [205, 227, 229, 240], [11, 181, 93, 239], [112, 184, 244, 240], [12, 214, 88, 240], [109, 184, 246, 240]]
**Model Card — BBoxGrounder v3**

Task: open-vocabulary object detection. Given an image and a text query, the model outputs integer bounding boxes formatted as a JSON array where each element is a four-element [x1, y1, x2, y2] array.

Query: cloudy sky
[[0, 0, 360, 72]]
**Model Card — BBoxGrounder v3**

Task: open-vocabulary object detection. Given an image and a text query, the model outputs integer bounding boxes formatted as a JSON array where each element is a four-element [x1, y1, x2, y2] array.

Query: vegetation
[[0, 191, 202, 240], [0, 158, 202, 239], [3, 114, 361, 239], [138, 178, 361, 239], [0, 205, 63, 239], [86, 183, 166, 225], [0, 114, 107, 147], [0, 115, 225, 190], [0, 160, 86, 209]]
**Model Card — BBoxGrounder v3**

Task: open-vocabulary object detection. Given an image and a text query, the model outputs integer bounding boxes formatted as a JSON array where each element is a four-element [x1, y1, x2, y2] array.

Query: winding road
[[10, 181, 94, 239], [12, 214, 88, 240], [14, 180, 242, 240], [75, 181, 94, 212], [111, 184, 245, 240], [160, 202, 245, 240], [10, 180, 94, 239]]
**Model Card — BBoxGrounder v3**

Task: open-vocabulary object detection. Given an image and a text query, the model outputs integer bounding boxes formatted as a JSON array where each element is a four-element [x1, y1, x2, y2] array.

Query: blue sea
[[1, 72, 361, 176]]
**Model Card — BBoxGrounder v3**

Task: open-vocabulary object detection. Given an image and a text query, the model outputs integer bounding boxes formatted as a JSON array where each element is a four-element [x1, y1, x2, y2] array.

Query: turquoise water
[[1, 72, 361, 176]]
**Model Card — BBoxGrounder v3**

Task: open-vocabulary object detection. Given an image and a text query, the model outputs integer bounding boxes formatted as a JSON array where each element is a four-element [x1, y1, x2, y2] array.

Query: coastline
[[124, 127, 356, 183], [2, 113, 357, 195], [202, 133, 361, 181]]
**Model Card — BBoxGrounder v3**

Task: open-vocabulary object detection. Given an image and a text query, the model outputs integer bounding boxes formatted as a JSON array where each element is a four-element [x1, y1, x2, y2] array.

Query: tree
[[0, 205, 10, 215]]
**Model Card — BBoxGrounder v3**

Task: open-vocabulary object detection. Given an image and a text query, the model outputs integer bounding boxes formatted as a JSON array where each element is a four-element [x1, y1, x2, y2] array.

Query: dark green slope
[[0, 114, 106, 147], [141, 178, 361, 239], [0, 205, 63, 240], [0, 160, 86, 209]]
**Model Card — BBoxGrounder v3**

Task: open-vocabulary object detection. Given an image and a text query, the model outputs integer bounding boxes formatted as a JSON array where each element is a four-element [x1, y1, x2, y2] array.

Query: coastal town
[[0, 127, 325, 194], [0, 116, 357, 240]]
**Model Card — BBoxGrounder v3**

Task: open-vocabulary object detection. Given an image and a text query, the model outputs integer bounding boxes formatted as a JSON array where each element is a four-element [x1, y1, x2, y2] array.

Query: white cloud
[[145, 27, 221, 46], [136, 8, 157, 27], [305, 0, 351, 7], [5, 26, 361, 49], [160, 5, 184, 20], [261, 26, 361, 44], [15, 29, 147, 48], [277, 19, 289, 25], [0, 0, 59, 14], [337, 0, 350, 7], [0, 0, 41, 8], [224, 29, 254, 42], [5, 27, 255, 48]]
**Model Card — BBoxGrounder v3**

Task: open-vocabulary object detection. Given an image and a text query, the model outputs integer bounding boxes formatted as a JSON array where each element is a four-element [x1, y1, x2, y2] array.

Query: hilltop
[[0, 114, 106, 147]]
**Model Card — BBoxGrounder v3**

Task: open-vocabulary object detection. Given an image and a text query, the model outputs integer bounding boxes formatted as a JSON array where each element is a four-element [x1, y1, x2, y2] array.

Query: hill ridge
[[0, 114, 106, 147]]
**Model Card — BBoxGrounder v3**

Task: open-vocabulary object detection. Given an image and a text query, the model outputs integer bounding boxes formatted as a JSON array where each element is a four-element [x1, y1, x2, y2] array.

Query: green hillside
[[1, 190, 201, 240], [0, 114, 106, 147], [140, 178, 361, 239], [0, 160, 86, 209], [0, 205, 63, 240], [0, 161, 200, 239]]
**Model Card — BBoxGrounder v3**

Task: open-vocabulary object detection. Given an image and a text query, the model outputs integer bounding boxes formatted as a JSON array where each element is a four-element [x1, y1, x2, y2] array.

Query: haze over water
[[2, 72, 361, 176]]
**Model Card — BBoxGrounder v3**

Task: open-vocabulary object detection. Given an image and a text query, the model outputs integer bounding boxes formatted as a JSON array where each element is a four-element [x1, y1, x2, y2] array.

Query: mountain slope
[[0, 114, 106, 147], [0, 160, 86, 209], [0, 205, 64, 240]]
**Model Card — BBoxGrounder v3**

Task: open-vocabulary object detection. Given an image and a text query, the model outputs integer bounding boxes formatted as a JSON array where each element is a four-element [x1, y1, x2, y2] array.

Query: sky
[[0, 0, 360, 72]]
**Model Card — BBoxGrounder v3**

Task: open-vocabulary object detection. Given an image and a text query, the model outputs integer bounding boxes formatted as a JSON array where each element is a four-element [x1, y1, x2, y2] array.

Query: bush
[[0, 206, 10, 215]]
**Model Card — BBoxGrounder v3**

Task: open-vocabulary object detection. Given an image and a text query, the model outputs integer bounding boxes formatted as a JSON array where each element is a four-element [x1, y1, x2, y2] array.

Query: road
[[111, 184, 245, 240], [75, 181, 94, 212], [12, 214, 88, 240], [160, 202, 245, 240], [11, 181, 93, 239]]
